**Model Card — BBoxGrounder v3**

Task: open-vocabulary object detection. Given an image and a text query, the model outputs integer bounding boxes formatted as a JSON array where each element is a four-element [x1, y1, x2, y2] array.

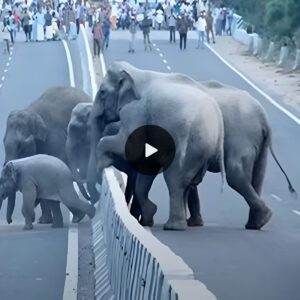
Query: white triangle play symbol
[[145, 143, 158, 158]]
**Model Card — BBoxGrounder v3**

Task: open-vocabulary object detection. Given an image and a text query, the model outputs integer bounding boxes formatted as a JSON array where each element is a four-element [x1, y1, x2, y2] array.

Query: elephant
[[94, 61, 225, 230], [125, 79, 296, 230], [66, 103, 93, 181], [3, 86, 92, 225], [0, 155, 96, 230]]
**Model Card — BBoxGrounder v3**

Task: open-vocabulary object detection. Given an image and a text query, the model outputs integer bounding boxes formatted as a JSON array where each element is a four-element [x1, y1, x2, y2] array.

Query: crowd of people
[[1, 0, 235, 55]]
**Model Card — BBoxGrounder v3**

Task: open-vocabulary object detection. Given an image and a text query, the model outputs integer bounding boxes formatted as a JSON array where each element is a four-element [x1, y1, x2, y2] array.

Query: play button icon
[[125, 125, 176, 176], [145, 143, 158, 158]]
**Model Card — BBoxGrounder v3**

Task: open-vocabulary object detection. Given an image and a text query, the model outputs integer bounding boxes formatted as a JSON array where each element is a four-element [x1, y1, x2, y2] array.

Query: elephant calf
[[0, 154, 95, 230]]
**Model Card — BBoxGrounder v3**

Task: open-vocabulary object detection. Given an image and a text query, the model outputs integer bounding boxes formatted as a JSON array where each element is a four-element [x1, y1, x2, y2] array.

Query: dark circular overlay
[[125, 125, 176, 176]]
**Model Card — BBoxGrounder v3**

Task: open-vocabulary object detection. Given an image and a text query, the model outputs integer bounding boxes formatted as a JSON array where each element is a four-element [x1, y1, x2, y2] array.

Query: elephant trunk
[[6, 191, 16, 224], [0, 197, 3, 210]]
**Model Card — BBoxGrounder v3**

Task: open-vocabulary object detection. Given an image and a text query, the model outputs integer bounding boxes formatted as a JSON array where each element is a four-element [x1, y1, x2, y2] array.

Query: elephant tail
[[268, 130, 297, 198], [219, 149, 226, 193]]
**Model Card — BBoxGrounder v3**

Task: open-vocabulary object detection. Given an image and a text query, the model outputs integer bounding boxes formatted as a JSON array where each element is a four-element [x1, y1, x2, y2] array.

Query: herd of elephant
[[0, 61, 296, 231]]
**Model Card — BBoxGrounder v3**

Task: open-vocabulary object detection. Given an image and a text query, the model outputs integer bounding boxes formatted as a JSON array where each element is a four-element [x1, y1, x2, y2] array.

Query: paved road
[[103, 30, 300, 300], [0, 39, 85, 300]]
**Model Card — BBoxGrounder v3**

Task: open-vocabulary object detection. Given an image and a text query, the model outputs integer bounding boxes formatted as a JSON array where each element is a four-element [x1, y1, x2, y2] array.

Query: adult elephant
[[129, 80, 296, 230], [94, 61, 225, 230], [3, 86, 92, 224]]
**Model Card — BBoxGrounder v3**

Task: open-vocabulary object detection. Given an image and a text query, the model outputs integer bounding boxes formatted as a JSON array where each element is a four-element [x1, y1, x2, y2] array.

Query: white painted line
[[80, 25, 97, 98], [159, 53, 163, 57], [62, 213, 78, 300], [1, 76, 5, 81], [4, 69, 8, 73], [100, 53, 107, 77], [9, 52, 12, 56], [206, 43, 300, 126], [8, 57, 12, 61], [6, 62, 9, 67], [156, 47, 160, 51], [62, 40, 75, 88], [153, 43, 156, 47], [292, 210, 300, 216], [163, 59, 167, 64], [167, 66, 171, 70], [0, 84, 2, 89], [62, 39, 78, 300], [271, 194, 283, 202]]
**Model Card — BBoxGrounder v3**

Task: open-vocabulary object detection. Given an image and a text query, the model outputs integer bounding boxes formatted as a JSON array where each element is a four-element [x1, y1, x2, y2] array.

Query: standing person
[[177, 13, 188, 50], [79, 1, 87, 27], [13, 10, 20, 39], [128, 15, 137, 53], [92, 20, 102, 57], [36, 7, 45, 41], [102, 16, 111, 50], [195, 10, 206, 49], [7, 10, 14, 44], [140, 13, 152, 51], [2, 17, 10, 53], [44, 7, 53, 41], [168, 9, 176, 43], [205, 10, 215, 43], [75, 0, 81, 34], [31, 8, 38, 42], [22, 8, 31, 42], [110, 0, 118, 30], [87, 5, 94, 27]]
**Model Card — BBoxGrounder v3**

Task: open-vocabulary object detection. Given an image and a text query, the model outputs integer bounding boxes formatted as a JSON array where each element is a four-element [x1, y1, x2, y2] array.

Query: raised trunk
[[6, 191, 16, 224]]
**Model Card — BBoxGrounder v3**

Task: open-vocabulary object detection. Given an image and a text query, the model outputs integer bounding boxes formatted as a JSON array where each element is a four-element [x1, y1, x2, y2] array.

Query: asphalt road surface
[[103, 31, 300, 300], [0, 39, 85, 300]]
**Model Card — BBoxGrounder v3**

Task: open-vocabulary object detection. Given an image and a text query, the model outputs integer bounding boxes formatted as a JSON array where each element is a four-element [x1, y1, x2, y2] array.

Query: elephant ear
[[30, 113, 47, 142], [3, 162, 18, 183], [117, 70, 140, 111]]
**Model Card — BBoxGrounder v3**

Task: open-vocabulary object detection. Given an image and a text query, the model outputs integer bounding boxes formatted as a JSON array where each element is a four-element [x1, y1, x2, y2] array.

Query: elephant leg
[[62, 188, 95, 221], [68, 206, 86, 223], [187, 186, 204, 227], [226, 155, 272, 230], [134, 174, 157, 227], [96, 132, 127, 182], [163, 169, 188, 231], [251, 140, 268, 196], [6, 191, 16, 224], [125, 171, 137, 204], [130, 196, 141, 221], [38, 199, 53, 224], [21, 184, 37, 230], [47, 200, 64, 228], [87, 181, 99, 204]]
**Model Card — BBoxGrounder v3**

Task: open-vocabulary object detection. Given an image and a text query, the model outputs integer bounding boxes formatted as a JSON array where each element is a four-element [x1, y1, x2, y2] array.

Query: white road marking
[[100, 53, 107, 77], [6, 62, 9, 67], [8, 57, 12, 61], [80, 24, 98, 98], [292, 210, 300, 216], [1, 76, 5, 81], [10, 52, 12, 56], [159, 53, 163, 57], [61, 40, 75, 88], [153, 43, 156, 47], [206, 43, 300, 126], [156, 47, 160, 51], [271, 194, 283, 202], [4, 69, 8, 73], [167, 66, 171, 70], [61, 40, 78, 300], [162, 59, 167, 64]]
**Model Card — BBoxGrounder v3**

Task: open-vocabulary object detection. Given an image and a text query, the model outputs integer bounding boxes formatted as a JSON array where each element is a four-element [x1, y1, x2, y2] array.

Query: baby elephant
[[0, 154, 96, 230]]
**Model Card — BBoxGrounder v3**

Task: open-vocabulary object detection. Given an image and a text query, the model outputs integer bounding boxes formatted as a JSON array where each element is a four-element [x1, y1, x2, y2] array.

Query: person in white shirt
[[195, 10, 206, 49]]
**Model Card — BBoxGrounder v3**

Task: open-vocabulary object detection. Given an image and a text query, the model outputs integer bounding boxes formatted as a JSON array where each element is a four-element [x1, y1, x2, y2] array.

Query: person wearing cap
[[195, 10, 206, 49], [128, 14, 138, 53]]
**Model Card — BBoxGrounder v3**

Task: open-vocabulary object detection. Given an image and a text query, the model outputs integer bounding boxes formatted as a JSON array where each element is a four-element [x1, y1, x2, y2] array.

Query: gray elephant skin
[[94, 61, 225, 230], [0, 155, 95, 230], [66, 103, 93, 181], [3, 86, 92, 225]]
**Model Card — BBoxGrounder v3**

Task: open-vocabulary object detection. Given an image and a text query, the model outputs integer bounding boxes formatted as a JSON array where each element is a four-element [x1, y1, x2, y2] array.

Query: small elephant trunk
[[6, 191, 16, 224]]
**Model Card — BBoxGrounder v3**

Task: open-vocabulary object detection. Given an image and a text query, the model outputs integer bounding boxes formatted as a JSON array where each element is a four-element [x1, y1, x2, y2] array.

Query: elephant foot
[[38, 215, 53, 224], [52, 222, 64, 228], [32, 212, 36, 223], [88, 206, 96, 219], [23, 224, 33, 230], [187, 215, 204, 227], [72, 211, 86, 223], [245, 206, 272, 230], [164, 219, 187, 231], [140, 201, 157, 227]]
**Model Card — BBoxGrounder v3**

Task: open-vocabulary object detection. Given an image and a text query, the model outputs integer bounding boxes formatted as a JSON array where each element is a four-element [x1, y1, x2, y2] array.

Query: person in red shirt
[[92, 20, 103, 57]]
